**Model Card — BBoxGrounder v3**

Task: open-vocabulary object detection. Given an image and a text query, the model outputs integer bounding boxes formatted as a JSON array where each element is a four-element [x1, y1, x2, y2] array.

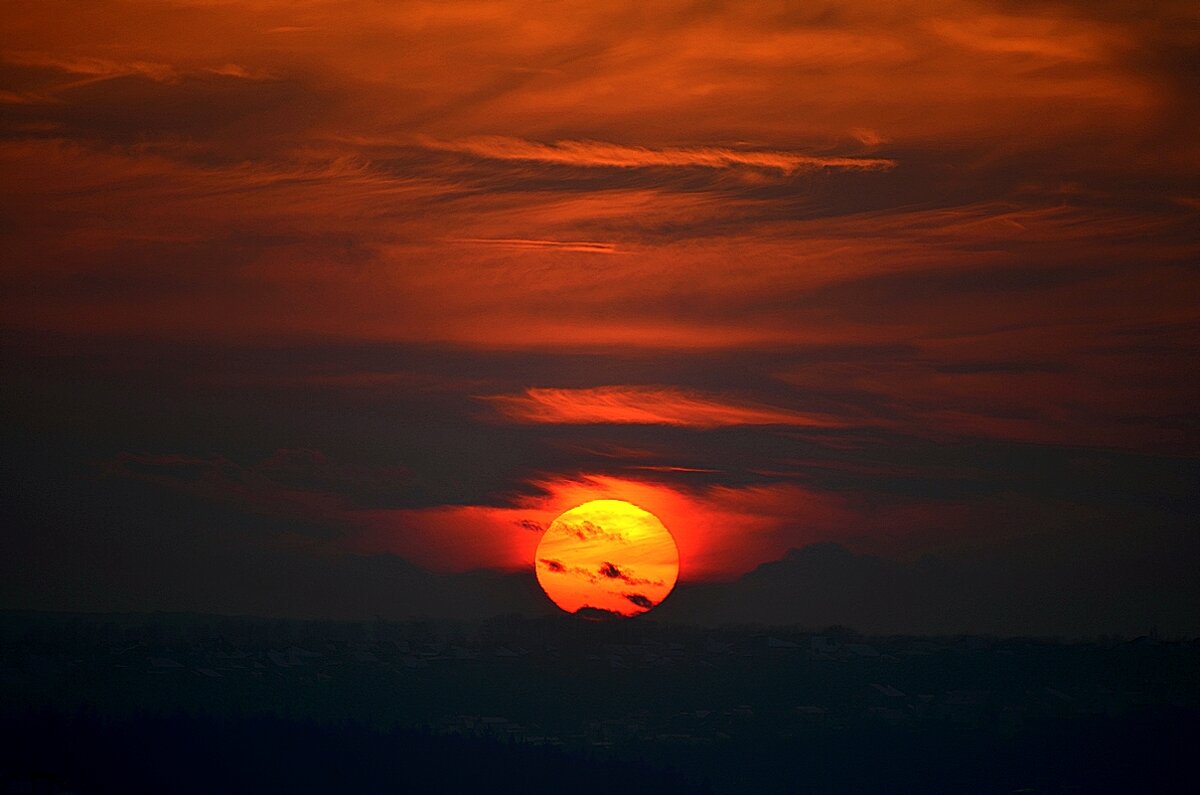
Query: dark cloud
[[625, 594, 653, 610], [573, 606, 623, 621], [53, 232, 367, 292], [540, 559, 565, 573], [656, 532, 1200, 637], [105, 448, 411, 534], [795, 264, 1108, 311], [594, 562, 658, 587], [0, 65, 338, 158], [565, 521, 625, 544], [599, 562, 622, 579]]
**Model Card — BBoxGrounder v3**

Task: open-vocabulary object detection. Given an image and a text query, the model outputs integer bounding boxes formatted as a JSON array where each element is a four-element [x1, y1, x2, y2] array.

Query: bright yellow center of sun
[[535, 499, 679, 618]]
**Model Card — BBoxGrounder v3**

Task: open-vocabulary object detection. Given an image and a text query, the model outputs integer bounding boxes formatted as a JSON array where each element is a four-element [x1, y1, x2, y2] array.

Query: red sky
[[1, 1, 1197, 623]]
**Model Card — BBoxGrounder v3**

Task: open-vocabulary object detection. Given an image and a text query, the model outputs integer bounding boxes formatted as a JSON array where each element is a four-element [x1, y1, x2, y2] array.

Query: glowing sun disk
[[535, 499, 680, 618]]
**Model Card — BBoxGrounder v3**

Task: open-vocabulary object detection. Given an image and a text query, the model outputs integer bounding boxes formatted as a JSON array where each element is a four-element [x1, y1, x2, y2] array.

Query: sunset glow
[[1, 0, 1195, 635], [4, 2, 1196, 787]]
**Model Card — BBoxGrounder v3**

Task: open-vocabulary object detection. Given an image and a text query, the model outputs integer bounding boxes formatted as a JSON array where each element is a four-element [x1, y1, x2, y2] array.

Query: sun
[[535, 499, 680, 618]]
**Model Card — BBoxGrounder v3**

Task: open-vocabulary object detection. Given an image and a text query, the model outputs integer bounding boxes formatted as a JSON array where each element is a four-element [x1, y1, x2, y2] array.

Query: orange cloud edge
[[481, 386, 845, 429]]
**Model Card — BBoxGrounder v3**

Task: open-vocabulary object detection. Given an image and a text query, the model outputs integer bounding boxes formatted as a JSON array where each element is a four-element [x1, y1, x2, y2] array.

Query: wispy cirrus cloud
[[483, 386, 844, 429], [1, 50, 272, 85], [451, 237, 619, 254], [419, 135, 896, 174]]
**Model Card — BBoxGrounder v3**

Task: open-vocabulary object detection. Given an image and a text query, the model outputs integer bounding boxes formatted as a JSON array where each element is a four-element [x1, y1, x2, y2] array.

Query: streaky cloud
[[419, 135, 896, 174], [482, 386, 846, 429], [452, 237, 619, 254]]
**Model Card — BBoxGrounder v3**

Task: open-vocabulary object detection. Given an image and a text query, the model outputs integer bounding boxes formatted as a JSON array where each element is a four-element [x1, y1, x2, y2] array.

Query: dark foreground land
[[2, 611, 1197, 794]]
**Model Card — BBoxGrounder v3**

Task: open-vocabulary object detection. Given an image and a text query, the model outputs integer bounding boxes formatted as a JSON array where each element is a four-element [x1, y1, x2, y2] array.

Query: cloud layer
[[1, 0, 1197, 633]]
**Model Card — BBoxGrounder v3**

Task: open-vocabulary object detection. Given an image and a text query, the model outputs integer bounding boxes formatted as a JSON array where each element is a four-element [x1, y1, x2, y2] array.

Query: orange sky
[[2, 1, 1197, 592]]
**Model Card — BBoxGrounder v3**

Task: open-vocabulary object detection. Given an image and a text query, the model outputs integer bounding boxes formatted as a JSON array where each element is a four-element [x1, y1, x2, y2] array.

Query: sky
[[2, 0, 1197, 635]]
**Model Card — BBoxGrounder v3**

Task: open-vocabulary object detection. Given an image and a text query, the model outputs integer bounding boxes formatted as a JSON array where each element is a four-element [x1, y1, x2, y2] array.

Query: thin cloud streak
[[452, 237, 619, 254], [483, 386, 845, 429], [1, 50, 273, 86], [419, 136, 896, 174]]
